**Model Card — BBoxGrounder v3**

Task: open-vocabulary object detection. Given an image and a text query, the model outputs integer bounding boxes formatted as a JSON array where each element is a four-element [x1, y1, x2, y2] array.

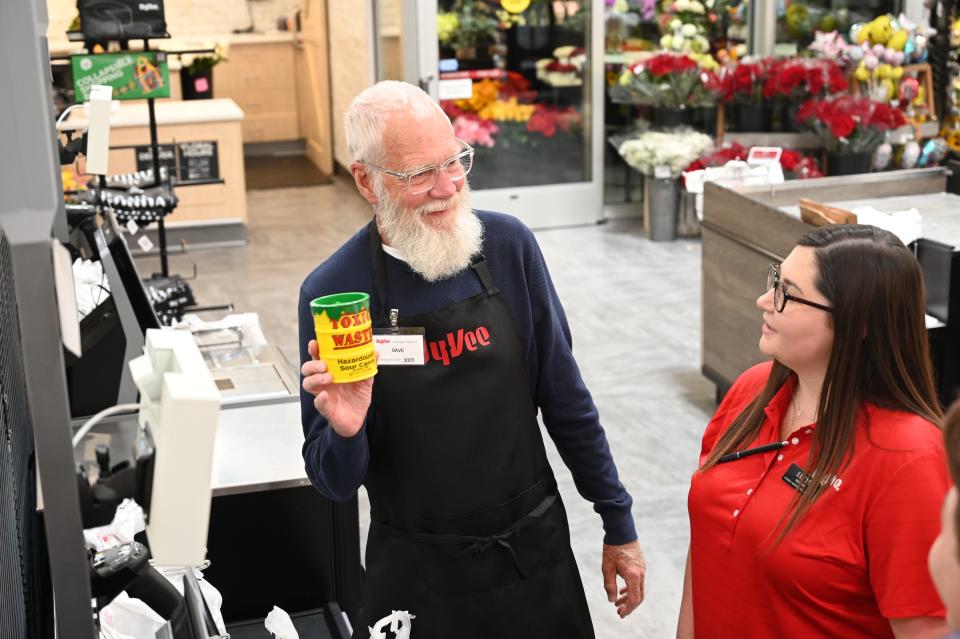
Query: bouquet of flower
[[618, 129, 714, 176], [615, 53, 721, 108], [684, 142, 823, 179], [796, 96, 907, 154], [762, 58, 848, 101], [720, 59, 774, 103]]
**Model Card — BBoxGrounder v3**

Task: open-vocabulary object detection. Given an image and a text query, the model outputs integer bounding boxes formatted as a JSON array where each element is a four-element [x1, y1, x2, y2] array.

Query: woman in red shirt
[[679, 225, 948, 638]]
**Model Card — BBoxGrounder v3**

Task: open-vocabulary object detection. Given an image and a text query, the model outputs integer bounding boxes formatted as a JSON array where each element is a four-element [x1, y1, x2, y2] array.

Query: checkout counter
[[73, 391, 361, 636], [700, 167, 960, 406]]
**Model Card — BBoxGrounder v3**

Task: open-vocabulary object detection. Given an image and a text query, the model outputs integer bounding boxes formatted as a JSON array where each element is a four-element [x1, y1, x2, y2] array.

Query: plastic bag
[[265, 606, 300, 639], [369, 610, 415, 639]]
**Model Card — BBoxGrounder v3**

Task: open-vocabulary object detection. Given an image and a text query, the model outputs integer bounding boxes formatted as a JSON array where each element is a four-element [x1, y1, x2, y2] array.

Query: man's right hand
[[301, 339, 374, 438]]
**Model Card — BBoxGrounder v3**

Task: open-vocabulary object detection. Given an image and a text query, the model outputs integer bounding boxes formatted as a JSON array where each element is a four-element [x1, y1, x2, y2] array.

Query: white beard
[[374, 183, 484, 282]]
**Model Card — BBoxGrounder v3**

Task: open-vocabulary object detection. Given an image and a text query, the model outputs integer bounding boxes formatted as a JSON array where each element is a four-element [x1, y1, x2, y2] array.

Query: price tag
[[137, 235, 154, 252], [373, 328, 425, 366], [126, 219, 139, 235], [747, 146, 782, 165], [654, 165, 672, 179], [438, 78, 474, 101]]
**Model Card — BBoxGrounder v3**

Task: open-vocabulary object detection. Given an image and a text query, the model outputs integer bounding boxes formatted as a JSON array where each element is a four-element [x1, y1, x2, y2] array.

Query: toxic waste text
[[329, 309, 373, 350]]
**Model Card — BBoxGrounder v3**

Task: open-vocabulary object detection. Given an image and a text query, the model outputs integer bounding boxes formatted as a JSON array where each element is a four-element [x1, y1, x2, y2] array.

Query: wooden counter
[[63, 99, 247, 237]]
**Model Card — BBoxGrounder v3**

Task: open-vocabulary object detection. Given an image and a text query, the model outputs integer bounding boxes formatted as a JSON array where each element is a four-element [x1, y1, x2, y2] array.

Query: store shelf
[[719, 132, 821, 149]]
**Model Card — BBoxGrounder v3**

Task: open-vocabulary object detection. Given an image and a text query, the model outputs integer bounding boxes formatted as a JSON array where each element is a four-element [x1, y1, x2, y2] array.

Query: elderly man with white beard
[[298, 81, 644, 638]]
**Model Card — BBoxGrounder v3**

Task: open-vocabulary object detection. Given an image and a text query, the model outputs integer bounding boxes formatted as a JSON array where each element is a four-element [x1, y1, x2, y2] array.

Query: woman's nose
[[757, 288, 775, 312]]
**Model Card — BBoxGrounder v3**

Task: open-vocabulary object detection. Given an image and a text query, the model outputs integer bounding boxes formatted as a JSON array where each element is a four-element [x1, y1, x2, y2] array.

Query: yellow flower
[[456, 78, 499, 112]]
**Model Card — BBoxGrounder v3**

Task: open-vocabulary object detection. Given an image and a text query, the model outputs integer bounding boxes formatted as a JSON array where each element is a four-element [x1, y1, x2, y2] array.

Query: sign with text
[[72, 52, 170, 102], [177, 141, 219, 181], [134, 141, 220, 182]]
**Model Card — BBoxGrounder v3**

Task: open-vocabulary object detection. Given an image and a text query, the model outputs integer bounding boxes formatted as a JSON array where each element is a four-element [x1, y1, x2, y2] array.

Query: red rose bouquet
[[614, 53, 721, 108], [762, 58, 847, 101], [684, 142, 823, 179], [720, 59, 775, 104], [796, 96, 906, 154]]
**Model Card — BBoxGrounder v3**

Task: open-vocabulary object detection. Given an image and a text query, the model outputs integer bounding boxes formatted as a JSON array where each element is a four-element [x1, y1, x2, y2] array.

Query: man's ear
[[351, 162, 378, 205]]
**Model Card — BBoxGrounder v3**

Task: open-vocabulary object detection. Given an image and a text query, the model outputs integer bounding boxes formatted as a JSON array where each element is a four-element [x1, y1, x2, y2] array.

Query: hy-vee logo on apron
[[423, 325, 492, 366]]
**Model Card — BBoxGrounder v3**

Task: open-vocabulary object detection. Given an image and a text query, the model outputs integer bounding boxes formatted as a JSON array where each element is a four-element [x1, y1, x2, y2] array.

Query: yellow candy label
[[313, 307, 378, 383]]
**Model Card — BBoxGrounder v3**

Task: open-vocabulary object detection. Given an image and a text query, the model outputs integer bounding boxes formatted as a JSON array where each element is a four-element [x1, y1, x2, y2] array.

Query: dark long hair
[[944, 400, 960, 545], [701, 224, 942, 542]]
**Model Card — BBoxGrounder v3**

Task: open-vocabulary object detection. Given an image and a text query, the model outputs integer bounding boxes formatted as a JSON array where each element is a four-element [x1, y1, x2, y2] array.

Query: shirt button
[[733, 509, 740, 517], [777, 454, 784, 461], [746, 488, 754, 495], [791, 437, 799, 445]]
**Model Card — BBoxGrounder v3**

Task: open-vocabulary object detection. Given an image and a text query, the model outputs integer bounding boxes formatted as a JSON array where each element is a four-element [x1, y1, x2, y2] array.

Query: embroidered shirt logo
[[424, 326, 492, 366]]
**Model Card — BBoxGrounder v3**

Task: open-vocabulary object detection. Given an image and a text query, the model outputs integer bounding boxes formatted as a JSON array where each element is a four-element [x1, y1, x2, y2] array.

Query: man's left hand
[[602, 540, 646, 618]]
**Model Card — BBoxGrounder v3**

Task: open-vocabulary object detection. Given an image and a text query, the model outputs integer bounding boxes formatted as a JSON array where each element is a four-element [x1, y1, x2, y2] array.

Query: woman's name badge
[[373, 327, 425, 366]]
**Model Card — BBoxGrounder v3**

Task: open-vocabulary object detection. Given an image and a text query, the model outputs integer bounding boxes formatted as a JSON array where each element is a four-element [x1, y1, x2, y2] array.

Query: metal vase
[[644, 175, 679, 242]]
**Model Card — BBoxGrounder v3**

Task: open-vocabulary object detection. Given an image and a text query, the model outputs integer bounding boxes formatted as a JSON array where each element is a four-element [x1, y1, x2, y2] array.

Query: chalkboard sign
[[135, 144, 177, 175], [134, 141, 219, 182], [177, 141, 219, 181]]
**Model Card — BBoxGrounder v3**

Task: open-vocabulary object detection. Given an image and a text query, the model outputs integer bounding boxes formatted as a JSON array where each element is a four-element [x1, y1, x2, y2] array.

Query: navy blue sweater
[[298, 211, 637, 545]]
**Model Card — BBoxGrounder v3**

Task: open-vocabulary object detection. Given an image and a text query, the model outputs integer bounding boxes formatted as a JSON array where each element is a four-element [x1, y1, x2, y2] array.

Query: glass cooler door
[[408, 0, 604, 229]]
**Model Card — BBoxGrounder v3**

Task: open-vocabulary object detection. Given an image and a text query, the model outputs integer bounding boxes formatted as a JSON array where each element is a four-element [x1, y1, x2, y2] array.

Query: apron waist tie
[[376, 493, 558, 581]]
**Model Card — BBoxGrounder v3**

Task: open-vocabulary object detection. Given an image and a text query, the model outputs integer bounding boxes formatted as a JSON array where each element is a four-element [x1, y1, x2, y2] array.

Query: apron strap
[[470, 256, 500, 297], [367, 217, 499, 325], [373, 493, 557, 580], [367, 218, 391, 325]]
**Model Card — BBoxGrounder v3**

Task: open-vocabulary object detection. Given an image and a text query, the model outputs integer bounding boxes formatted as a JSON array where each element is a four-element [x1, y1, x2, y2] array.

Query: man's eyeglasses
[[363, 139, 475, 195], [766, 263, 833, 313]]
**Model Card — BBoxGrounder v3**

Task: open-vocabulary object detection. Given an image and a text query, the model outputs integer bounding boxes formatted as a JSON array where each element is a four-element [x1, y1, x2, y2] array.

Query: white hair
[[344, 81, 450, 165]]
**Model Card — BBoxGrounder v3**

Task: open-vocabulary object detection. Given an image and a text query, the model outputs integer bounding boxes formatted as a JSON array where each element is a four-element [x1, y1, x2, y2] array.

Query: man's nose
[[429, 168, 460, 199]]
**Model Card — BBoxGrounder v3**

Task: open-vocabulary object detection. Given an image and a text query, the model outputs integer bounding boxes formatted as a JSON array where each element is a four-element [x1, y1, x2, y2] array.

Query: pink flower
[[453, 115, 498, 148]]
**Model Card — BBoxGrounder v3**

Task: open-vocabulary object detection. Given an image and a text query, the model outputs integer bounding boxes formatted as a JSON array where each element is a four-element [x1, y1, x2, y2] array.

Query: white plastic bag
[[265, 605, 300, 639], [369, 610, 415, 639]]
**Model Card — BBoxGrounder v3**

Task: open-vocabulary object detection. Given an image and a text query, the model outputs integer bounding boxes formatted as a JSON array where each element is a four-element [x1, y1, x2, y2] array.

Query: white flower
[[706, 0, 715, 7], [660, 34, 674, 49], [681, 23, 697, 37], [670, 18, 682, 30], [674, 0, 691, 11], [618, 131, 714, 176], [688, 0, 705, 13]]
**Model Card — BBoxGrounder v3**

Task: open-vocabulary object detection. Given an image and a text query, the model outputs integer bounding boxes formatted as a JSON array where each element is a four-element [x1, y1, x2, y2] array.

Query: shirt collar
[[381, 243, 407, 263]]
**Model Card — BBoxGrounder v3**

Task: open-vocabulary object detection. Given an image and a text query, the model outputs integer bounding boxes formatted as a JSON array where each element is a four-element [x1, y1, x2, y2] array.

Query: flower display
[[762, 58, 848, 100], [796, 96, 907, 154], [440, 71, 583, 151], [720, 59, 774, 103], [684, 143, 824, 179], [614, 53, 721, 108], [453, 114, 499, 148], [618, 129, 714, 176], [536, 46, 587, 87]]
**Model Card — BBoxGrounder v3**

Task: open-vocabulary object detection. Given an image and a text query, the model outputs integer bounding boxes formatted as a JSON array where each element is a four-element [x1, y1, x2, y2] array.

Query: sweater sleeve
[[521, 231, 638, 546], [299, 285, 369, 502]]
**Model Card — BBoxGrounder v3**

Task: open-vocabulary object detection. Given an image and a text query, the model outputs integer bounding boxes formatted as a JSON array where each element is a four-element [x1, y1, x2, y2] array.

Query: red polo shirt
[[689, 362, 948, 639]]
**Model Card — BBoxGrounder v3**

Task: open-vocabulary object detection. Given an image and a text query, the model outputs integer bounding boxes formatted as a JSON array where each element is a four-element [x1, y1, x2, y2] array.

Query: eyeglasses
[[766, 263, 833, 313], [363, 139, 475, 195]]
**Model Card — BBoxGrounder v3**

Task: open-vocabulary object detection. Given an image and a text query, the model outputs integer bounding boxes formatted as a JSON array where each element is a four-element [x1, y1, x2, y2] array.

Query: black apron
[[355, 221, 594, 638]]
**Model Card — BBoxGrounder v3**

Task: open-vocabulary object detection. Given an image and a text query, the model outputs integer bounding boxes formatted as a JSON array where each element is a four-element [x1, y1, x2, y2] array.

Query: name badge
[[373, 327, 425, 366], [782, 463, 812, 494]]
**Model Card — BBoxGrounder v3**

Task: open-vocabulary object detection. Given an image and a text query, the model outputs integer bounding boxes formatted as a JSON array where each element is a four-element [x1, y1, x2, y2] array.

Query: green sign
[[71, 52, 171, 102]]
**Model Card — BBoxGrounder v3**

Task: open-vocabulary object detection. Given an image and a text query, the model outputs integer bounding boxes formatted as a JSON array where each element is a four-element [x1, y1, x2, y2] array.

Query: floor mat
[[244, 154, 332, 189]]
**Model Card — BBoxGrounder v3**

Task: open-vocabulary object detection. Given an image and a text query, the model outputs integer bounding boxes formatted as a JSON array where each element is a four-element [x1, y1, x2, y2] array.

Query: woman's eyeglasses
[[766, 263, 833, 313]]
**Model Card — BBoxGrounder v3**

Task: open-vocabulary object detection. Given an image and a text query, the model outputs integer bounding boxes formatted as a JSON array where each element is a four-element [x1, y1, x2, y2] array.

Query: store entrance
[[381, 0, 604, 229]]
